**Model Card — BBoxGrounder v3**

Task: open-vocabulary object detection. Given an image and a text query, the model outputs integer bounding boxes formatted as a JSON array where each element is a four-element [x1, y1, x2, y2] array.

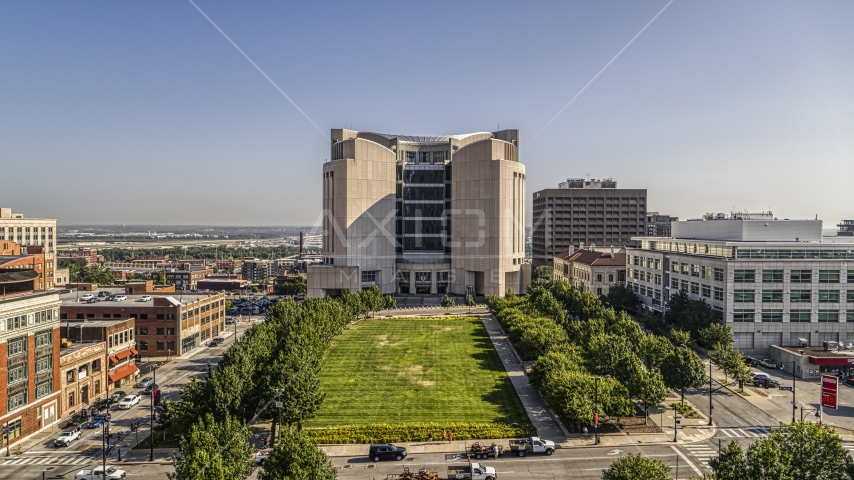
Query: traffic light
[[738, 379, 743, 389], [152, 389, 161, 406], [765, 379, 769, 389], [2, 425, 8, 435]]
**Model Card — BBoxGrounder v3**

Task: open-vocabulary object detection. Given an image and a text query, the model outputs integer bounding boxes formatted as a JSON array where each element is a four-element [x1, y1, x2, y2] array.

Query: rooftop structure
[[557, 178, 617, 189], [839, 220, 854, 237]]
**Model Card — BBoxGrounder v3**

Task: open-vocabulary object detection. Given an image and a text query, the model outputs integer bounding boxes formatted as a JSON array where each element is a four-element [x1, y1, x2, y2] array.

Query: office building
[[241, 258, 274, 281], [552, 248, 626, 296], [58, 340, 107, 419], [839, 220, 854, 237], [531, 179, 647, 267], [165, 266, 213, 291], [647, 212, 678, 237], [309, 128, 528, 298], [57, 248, 103, 265], [0, 208, 57, 288], [1, 241, 48, 291], [0, 291, 62, 448], [627, 214, 854, 356], [59, 289, 225, 357], [61, 317, 138, 398]]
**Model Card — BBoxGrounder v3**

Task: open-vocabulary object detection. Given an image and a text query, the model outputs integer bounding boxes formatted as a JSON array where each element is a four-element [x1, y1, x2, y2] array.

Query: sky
[[1, 1, 853, 228]]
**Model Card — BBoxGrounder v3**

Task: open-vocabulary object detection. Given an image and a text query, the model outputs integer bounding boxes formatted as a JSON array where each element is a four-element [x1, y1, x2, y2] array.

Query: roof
[[59, 341, 103, 358], [0, 269, 39, 284], [363, 132, 494, 143], [562, 249, 626, 266], [59, 290, 218, 307]]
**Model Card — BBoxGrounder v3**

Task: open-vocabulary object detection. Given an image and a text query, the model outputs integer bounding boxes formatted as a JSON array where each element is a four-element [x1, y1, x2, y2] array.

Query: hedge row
[[304, 422, 535, 444]]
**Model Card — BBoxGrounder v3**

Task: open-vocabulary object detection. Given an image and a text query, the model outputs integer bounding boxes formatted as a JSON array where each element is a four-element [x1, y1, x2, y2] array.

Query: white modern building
[[627, 215, 854, 356]]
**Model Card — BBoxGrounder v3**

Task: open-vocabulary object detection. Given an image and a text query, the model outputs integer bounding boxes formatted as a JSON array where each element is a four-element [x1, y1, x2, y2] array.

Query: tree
[[708, 441, 748, 480], [168, 413, 255, 480], [155, 271, 167, 286], [661, 347, 706, 405], [630, 367, 666, 424], [532, 265, 553, 284], [278, 276, 307, 295], [668, 328, 693, 347], [225, 299, 233, 312], [699, 323, 733, 350], [383, 294, 396, 310], [599, 284, 642, 313], [466, 293, 475, 310], [258, 430, 336, 480], [360, 285, 385, 317], [601, 453, 671, 480], [709, 422, 854, 480], [664, 290, 716, 341], [639, 334, 674, 371], [440, 294, 455, 312]]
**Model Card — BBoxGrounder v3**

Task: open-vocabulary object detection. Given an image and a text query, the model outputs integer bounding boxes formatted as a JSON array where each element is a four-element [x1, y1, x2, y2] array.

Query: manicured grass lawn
[[305, 316, 529, 427]]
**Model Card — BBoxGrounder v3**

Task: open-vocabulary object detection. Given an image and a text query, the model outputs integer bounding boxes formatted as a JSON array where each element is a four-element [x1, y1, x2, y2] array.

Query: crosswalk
[[0, 455, 95, 466], [684, 444, 717, 470], [717, 427, 771, 438]]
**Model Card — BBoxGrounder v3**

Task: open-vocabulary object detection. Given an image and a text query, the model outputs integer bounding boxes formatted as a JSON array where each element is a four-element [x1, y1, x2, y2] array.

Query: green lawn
[[305, 316, 529, 427]]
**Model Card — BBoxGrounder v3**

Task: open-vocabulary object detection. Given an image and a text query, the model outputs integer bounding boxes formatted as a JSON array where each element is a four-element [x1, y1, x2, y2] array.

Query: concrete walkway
[[480, 315, 567, 442]]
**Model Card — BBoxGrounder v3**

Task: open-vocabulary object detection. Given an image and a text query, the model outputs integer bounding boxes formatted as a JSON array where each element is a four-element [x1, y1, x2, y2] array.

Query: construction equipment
[[467, 442, 505, 459]]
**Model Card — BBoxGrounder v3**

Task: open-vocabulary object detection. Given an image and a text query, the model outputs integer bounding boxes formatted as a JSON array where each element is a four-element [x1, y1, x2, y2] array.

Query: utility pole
[[150, 365, 156, 462], [102, 421, 108, 479], [592, 377, 601, 445], [792, 361, 796, 423], [708, 359, 713, 425]]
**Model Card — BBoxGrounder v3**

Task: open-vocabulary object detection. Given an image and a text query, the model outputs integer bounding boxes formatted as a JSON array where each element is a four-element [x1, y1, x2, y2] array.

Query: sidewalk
[[480, 315, 567, 442]]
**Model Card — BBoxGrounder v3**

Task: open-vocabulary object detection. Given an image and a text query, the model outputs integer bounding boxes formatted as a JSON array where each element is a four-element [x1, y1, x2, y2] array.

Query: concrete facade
[[531, 180, 647, 267], [310, 128, 528, 298], [627, 218, 854, 356]]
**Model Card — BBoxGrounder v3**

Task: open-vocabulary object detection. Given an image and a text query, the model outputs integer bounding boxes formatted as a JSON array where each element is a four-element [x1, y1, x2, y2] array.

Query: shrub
[[303, 422, 534, 444]]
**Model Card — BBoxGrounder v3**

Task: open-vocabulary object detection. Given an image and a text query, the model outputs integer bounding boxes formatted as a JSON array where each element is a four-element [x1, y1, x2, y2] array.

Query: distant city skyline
[[1, 1, 852, 227]]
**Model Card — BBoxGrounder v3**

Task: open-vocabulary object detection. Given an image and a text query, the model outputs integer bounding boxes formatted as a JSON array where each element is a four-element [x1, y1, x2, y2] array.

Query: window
[[9, 391, 27, 411], [671, 278, 679, 289], [762, 270, 783, 283], [140, 314, 148, 320], [849, 270, 854, 283], [95, 380, 101, 395], [761, 310, 783, 322], [791, 270, 812, 283], [8, 365, 27, 386], [734, 270, 755, 283], [156, 328, 165, 336], [361, 270, 377, 283], [734, 290, 754, 302], [597, 274, 602, 282], [681, 280, 689, 291], [139, 341, 148, 351], [167, 328, 175, 336], [139, 327, 148, 336], [701, 285, 711, 298], [762, 290, 783, 303], [66, 369, 75, 382], [167, 341, 175, 351], [691, 265, 700, 277], [714, 287, 724, 301], [36, 356, 52, 374], [7, 336, 26, 356], [681, 264, 689, 275], [690, 282, 699, 295], [848, 312, 854, 322], [67, 392, 75, 408], [609, 273, 614, 282], [818, 310, 839, 322], [36, 380, 53, 399], [849, 290, 854, 303], [91, 359, 101, 372], [818, 290, 840, 303], [35, 330, 52, 348], [815, 270, 838, 284], [790, 310, 811, 322], [672, 262, 679, 273], [714, 268, 724, 282], [597, 287, 602, 296], [654, 273, 661, 285], [156, 314, 164, 320], [791, 290, 811, 302], [156, 341, 165, 351], [733, 309, 754, 322], [702, 266, 712, 279]]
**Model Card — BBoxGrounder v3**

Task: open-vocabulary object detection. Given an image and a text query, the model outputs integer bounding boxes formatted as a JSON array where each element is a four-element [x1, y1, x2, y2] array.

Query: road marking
[[720, 429, 735, 437], [670, 445, 703, 476], [1, 455, 92, 466]]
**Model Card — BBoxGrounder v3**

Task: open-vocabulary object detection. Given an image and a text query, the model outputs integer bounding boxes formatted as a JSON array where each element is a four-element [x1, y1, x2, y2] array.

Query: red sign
[[822, 375, 838, 409], [594, 412, 599, 426]]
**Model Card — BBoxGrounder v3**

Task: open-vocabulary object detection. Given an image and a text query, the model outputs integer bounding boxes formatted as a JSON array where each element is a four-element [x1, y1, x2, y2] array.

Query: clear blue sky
[[2, 1, 852, 228]]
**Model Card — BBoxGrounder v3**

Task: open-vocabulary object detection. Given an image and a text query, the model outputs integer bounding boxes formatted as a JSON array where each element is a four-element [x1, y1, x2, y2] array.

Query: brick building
[[1, 241, 48, 291], [58, 341, 107, 419], [61, 318, 138, 395], [59, 290, 225, 358], [165, 267, 213, 291], [0, 291, 62, 449], [57, 248, 103, 265], [0, 208, 57, 288], [553, 248, 627, 296]]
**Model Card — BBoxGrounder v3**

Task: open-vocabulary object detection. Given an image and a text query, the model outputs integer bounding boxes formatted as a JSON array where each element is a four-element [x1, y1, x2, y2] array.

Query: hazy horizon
[[2, 1, 852, 227]]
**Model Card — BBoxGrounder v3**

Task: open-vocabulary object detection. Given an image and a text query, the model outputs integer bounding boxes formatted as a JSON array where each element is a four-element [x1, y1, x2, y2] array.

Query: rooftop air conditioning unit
[[798, 338, 808, 348], [823, 341, 839, 352]]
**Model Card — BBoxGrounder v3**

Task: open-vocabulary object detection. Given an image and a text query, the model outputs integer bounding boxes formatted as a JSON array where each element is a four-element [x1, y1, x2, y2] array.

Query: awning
[[108, 363, 139, 383], [115, 349, 133, 361], [130, 348, 139, 355], [108, 355, 119, 365], [808, 356, 854, 366]]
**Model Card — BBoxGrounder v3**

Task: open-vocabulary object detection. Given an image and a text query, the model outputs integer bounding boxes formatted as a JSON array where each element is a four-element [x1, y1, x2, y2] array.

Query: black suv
[[369, 444, 407, 462], [754, 378, 781, 389]]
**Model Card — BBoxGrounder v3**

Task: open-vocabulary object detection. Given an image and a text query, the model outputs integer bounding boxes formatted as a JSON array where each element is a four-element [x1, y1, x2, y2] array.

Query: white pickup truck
[[54, 428, 81, 447], [75, 466, 127, 479], [508, 436, 556, 457], [447, 462, 497, 480]]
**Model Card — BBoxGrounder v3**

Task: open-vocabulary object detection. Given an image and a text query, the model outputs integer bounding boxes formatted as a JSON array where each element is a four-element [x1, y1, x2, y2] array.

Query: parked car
[[755, 378, 781, 389], [92, 399, 111, 412], [759, 359, 776, 368], [847, 376, 854, 386], [74, 466, 126, 480], [225, 317, 235, 325], [84, 416, 106, 429], [79, 294, 94, 301], [209, 340, 218, 347], [369, 444, 408, 462], [110, 391, 127, 403], [508, 436, 556, 457], [117, 395, 141, 409], [139, 295, 153, 302], [55, 428, 82, 447], [98, 291, 111, 298], [213, 337, 225, 345], [112, 294, 128, 302], [138, 377, 155, 389]]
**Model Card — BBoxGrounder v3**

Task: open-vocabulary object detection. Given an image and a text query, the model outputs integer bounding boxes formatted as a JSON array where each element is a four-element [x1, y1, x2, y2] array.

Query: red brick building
[[165, 267, 213, 291], [57, 248, 103, 265], [1, 241, 48, 291], [61, 318, 138, 401], [0, 291, 62, 448]]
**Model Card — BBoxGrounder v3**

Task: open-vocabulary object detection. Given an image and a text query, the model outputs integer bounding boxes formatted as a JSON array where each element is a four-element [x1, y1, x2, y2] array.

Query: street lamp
[[592, 377, 601, 445], [275, 401, 283, 445]]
